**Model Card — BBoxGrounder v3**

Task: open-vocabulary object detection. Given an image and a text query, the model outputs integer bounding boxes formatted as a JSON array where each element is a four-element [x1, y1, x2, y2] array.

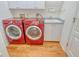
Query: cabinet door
[[44, 24, 63, 41], [8, 1, 18, 9], [8, 1, 45, 9], [18, 1, 34, 9], [33, 1, 45, 9], [44, 24, 57, 41]]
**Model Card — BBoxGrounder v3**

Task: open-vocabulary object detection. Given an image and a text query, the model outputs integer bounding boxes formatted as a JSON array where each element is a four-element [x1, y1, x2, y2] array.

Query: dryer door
[[26, 26, 42, 40], [6, 25, 22, 40]]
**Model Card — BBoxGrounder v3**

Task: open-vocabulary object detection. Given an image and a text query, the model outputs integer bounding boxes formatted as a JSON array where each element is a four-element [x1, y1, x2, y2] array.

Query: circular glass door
[[6, 25, 22, 40], [26, 26, 42, 40]]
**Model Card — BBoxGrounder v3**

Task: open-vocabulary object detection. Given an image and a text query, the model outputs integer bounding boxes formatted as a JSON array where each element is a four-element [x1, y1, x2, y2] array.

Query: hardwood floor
[[7, 41, 67, 57]]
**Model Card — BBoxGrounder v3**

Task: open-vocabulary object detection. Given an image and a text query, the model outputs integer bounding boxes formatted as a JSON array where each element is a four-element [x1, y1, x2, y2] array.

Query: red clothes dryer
[[3, 19, 25, 44], [23, 19, 44, 45]]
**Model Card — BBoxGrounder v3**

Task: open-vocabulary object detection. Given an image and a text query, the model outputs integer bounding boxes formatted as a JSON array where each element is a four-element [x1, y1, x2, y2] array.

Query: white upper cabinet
[[8, 1, 45, 9]]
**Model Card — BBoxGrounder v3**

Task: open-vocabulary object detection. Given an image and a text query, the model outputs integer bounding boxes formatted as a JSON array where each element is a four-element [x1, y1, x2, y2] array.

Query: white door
[[67, 4, 79, 57], [60, 2, 79, 52], [0, 30, 9, 57]]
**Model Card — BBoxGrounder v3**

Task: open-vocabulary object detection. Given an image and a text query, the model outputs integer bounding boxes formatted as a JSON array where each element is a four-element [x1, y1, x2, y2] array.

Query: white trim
[[26, 26, 42, 40], [6, 25, 22, 40]]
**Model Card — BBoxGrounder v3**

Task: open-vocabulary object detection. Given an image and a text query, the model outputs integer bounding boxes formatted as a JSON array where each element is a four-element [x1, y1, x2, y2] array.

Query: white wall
[[10, 1, 63, 18], [60, 1, 79, 52], [0, 1, 12, 46]]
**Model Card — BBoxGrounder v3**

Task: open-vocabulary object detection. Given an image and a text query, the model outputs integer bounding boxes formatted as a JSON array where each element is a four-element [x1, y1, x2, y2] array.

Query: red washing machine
[[3, 19, 25, 44], [23, 18, 44, 45]]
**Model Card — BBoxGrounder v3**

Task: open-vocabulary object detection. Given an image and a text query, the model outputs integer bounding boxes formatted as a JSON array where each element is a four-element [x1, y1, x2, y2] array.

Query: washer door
[[26, 26, 42, 40], [6, 25, 22, 40]]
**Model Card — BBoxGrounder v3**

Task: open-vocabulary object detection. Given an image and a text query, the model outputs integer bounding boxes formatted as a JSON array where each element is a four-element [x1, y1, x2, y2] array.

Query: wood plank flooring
[[7, 41, 67, 57]]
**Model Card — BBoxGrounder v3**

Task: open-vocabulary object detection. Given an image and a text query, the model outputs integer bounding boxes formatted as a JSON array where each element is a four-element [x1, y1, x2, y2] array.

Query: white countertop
[[0, 18, 64, 24], [44, 19, 64, 23]]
